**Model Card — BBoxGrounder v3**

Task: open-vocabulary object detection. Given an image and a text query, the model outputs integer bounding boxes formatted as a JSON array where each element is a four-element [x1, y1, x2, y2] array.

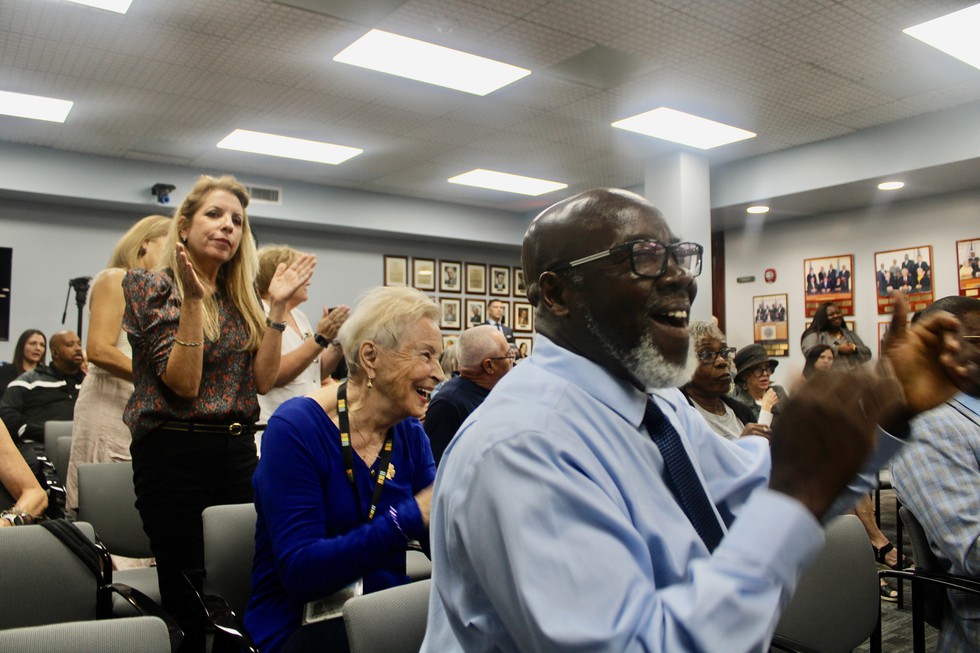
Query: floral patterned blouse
[[122, 268, 259, 439]]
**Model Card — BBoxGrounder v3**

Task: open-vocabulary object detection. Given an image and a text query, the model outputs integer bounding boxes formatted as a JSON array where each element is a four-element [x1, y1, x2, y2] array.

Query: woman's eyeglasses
[[695, 347, 736, 365]]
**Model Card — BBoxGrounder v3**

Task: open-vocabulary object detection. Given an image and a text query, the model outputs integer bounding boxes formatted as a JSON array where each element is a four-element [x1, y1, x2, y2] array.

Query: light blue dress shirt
[[422, 334, 903, 652], [892, 393, 979, 653]]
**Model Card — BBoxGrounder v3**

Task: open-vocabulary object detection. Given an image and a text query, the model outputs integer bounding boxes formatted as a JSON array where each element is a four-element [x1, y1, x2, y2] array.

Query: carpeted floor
[[854, 488, 939, 653]]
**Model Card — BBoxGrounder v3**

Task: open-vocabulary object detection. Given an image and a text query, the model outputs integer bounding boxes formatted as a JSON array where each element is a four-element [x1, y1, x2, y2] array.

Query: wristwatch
[[266, 317, 287, 332], [314, 333, 336, 348]]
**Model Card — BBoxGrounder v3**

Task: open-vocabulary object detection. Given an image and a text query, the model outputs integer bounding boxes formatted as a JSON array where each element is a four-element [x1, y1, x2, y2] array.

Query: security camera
[[151, 183, 176, 204]]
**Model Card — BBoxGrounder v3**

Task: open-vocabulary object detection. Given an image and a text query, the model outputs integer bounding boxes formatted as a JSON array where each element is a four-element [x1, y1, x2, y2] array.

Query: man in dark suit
[[484, 299, 515, 344]]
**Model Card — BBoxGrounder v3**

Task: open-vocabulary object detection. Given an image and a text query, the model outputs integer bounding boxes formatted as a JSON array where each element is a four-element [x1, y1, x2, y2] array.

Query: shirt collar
[[531, 334, 650, 428], [955, 392, 980, 417]]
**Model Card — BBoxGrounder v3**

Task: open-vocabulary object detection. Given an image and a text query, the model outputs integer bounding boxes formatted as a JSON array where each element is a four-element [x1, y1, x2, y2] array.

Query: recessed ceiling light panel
[[0, 90, 73, 122], [66, 0, 133, 13], [612, 107, 756, 149], [877, 181, 905, 190], [904, 4, 980, 70], [334, 29, 530, 96], [746, 205, 770, 214], [448, 169, 567, 196], [217, 129, 362, 165]]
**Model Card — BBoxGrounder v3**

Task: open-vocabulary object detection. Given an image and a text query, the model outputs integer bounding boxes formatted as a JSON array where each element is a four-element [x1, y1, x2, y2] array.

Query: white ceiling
[[2, 0, 980, 218]]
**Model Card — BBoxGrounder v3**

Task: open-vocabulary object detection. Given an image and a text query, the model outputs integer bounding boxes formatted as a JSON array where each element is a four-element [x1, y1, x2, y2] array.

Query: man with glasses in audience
[[422, 187, 970, 652], [424, 325, 514, 465]]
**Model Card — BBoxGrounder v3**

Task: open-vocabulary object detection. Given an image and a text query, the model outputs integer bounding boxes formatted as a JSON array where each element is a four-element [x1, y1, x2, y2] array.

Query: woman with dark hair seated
[[802, 344, 834, 378], [681, 321, 771, 440], [0, 329, 46, 401], [245, 286, 440, 652]]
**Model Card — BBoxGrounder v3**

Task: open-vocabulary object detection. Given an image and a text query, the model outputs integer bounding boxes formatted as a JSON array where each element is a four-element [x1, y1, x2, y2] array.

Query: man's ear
[[538, 271, 571, 318]]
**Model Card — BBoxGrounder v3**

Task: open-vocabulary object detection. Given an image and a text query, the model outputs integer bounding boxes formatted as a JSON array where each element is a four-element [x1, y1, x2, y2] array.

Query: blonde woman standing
[[65, 214, 170, 515]]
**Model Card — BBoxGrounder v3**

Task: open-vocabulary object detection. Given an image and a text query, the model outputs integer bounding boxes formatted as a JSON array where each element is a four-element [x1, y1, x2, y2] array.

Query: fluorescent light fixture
[[904, 4, 980, 70], [0, 90, 73, 123], [612, 107, 756, 149], [746, 205, 770, 214], [217, 129, 362, 165], [878, 181, 905, 191], [65, 0, 133, 13], [334, 29, 530, 96], [448, 169, 567, 196]]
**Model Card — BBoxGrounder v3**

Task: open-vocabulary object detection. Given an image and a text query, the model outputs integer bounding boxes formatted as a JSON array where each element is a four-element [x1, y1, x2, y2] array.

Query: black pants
[[131, 426, 257, 653]]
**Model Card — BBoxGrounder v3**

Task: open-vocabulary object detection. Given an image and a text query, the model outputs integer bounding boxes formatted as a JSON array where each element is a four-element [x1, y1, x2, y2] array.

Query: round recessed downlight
[[878, 181, 905, 190], [746, 205, 770, 214]]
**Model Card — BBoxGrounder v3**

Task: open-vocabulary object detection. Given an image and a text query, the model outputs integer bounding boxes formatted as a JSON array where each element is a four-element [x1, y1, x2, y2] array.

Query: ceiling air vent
[[247, 185, 282, 205]]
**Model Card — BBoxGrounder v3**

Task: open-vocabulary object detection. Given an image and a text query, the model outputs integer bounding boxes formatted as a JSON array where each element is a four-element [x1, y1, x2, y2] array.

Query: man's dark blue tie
[[644, 399, 724, 552]]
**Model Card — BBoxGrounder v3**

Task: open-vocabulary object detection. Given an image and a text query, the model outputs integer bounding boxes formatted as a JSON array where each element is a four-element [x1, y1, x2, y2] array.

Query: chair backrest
[[0, 523, 99, 628], [0, 616, 170, 653], [43, 421, 73, 456], [775, 514, 879, 653], [54, 436, 72, 487], [343, 580, 431, 653], [75, 461, 152, 559], [899, 505, 945, 627], [202, 502, 257, 617]]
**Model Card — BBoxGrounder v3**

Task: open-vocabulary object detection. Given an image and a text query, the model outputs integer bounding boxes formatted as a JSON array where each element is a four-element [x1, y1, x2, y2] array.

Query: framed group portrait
[[466, 263, 486, 294], [440, 260, 461, 293], [803, 254, 854, 318], [440, 298, 461, 330], [752, 293, 789, 356], [957, 237, 980, 297], [383, 255, 408, 287], [465, 298, 486, 327], [490, 265, 510, 296], [873, 246, 933, 314], [513, 301, 534, 332]]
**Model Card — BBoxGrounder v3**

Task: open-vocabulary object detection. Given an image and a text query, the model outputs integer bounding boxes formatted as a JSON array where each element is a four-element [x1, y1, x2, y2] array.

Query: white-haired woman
[[123, 175, 313, 653], [245, 286, 441, 653]]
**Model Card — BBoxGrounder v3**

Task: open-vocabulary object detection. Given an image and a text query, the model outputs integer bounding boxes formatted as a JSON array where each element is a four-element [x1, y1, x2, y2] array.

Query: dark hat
[[733, 344, 778, 383]]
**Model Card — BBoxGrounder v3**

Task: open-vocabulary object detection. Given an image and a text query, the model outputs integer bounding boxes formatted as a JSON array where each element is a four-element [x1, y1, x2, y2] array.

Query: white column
[[644, 152, 713, 323]]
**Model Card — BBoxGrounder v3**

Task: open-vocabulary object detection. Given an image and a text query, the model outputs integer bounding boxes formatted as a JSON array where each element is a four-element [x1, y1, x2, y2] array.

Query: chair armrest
[[108, 583, 184, 652], [198, 593, 259, 653], [879, 568, 980, 595], [770, 633, 822, 653]]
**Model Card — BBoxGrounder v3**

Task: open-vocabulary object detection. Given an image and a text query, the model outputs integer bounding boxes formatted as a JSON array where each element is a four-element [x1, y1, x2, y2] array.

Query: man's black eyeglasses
[[695, 347, 736, 365], [549, 240, 703, 279]]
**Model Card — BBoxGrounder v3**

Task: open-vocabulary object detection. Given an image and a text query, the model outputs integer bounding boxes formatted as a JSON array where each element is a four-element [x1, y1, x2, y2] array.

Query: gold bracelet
[[175, 337, 204, 347]]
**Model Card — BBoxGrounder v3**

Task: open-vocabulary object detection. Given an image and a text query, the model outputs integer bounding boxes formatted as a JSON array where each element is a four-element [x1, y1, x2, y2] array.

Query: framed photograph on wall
[[442, 334, 459, 351], [489, 265, 510, 296], [514, 336, 532, 360], [466, 263, 486, 294], [956, 237, 980, 297], [752, 293, 789, 357], [440, 298, 461, 330], [513, 267, 526, 298], [466, 298, 486, 327], [412, 258, 436, 291], [439, 260, 462, 293], [803, 254, 854, 318], [513, 301, 534, 333], [383, 255, 408, 287], [873, 246, 933, 314]]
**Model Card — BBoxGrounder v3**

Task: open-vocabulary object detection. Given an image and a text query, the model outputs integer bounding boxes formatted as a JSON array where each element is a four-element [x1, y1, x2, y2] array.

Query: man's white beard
[[584, 313, 697, 390]]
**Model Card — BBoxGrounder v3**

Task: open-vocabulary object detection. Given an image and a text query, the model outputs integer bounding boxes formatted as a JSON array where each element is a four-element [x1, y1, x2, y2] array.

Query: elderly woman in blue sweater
[[245, 286, 441, 652]]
